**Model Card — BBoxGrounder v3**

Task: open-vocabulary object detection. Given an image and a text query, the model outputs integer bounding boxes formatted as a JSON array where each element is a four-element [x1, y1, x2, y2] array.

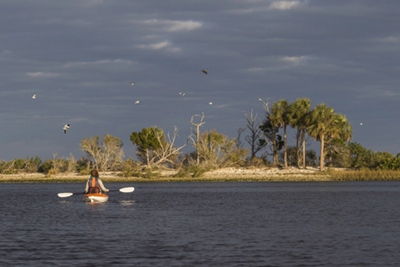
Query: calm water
[[1, 181, 400, 266]]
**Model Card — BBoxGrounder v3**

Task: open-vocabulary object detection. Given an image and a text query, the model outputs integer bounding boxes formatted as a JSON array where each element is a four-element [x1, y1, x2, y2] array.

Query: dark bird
[[202, 70, 208, 74], [63, 124, 70, 134]]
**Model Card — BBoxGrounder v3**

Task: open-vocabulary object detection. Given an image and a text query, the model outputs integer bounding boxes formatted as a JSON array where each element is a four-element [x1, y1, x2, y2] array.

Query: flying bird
[[63, 124, 70, 134], [209, 102, 212, 105], [179, 92, 185, 97], [202, 70, 208, 74], [32, 93, 36, 99], [135, 101, 140, 105], [360, 122, 363, 126], [131, 82, 135, 86]]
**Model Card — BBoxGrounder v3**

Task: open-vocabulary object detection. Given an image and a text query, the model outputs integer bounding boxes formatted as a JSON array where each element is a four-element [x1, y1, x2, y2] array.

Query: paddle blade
[[58, 192, 73, 198], [119, 187, 135, 193]]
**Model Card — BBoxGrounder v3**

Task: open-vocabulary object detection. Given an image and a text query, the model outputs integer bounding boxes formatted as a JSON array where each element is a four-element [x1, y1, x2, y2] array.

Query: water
[[1, 181, 400, 266]]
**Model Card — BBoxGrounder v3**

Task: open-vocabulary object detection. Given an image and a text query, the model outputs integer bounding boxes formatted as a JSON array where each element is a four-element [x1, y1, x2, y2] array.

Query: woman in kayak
[[84, 169, 109, 194]]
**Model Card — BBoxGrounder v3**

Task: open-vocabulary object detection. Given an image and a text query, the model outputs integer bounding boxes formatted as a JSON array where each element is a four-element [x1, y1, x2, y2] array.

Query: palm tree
[[324, 114, 352, 165], [270, 100, 289, 168], [307, 104, 336, 171], [286, 98, 311, 169]]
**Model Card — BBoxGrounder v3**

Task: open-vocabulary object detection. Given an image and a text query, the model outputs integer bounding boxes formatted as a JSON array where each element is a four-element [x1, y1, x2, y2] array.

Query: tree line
[[1, 98, 399, 175]]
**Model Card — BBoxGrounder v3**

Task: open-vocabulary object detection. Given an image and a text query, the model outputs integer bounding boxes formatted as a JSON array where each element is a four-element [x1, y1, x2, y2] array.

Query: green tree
[[378, 154, 400, 170], [323, 114, 352, 167], [131, 126, 185, 168], [270, 100, 289, 168], [286, 98, 311, 169], [348, 142, 373, 169], [260, 119, 284, 166], [307, 104, 337, 171], [130, 127, 165, 168], [197, 129, 236, 167], [308, 106, 352, 171]]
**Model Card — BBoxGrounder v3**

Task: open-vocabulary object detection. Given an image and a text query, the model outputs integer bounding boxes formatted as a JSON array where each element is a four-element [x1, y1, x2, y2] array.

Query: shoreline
[[1, 166, 396, 183]]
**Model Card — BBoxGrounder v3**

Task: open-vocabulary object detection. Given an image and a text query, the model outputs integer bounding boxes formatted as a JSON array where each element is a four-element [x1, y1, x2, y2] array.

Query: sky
[[1, 0, 400, 162]]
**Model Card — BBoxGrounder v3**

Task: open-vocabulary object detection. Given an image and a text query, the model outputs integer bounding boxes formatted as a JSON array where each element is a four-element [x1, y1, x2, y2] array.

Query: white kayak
[[82, 193, 109, 203]]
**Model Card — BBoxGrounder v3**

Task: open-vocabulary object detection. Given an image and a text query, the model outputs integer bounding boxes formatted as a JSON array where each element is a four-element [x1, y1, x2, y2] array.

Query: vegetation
[[1, 97, 399, 182], [80, 134, 124, 171]]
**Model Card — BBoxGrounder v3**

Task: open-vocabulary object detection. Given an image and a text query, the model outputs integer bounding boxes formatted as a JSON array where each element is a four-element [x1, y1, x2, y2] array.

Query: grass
[[327, 170, 400, 181]]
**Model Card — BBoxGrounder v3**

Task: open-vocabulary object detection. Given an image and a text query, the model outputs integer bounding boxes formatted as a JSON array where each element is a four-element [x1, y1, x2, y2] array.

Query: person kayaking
[[84, 169, 109, 194]]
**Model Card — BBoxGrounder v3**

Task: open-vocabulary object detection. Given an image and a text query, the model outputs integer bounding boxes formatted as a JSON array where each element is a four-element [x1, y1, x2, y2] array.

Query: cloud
[[78, 0, 104, 7], [26, 72, 61, 78], [228, 7, 263, 14], [136, 41, 181, 53], [245, 67, 267, 73], [381, 36, 399, 43], [383, 90, 398, 97], [269, 1, 301, 10], [280, 55, 309, 64], [140, 19, 203, 32], [214, 104, 228, 109], [229, 0, 304, 14], [64, 59, 134, 68]]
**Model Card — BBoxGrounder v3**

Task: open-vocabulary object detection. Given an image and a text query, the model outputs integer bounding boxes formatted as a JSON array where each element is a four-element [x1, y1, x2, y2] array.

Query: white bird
[[258, 96, 262, 101], [135, 100, 140, 105], [131, 82, 135, 86], [209, 102, 212, 105], [181, 93, 185, 97], [360, 122, 363, 126], [32, 93, 36, 99], [63, 124, 70, 134]]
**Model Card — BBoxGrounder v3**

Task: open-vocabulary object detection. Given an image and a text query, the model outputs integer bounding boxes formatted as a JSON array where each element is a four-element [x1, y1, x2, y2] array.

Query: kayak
[[82, 193, 109, 203]]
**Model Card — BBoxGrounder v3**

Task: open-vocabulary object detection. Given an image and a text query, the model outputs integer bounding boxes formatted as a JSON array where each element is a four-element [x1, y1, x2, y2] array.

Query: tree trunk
[[302, 128, 306, 169], [320, 133, 325, 171], [284, 123, 287, 169], [272, 132, 278, 166], [196, 126, 200, 165], [146, 148, 150, 168], [296, 128, 301, 168]]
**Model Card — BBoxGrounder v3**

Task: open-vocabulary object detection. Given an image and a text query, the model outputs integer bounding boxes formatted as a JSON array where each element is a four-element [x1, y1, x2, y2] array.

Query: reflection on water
[[1, 181, 400, 266], [119, 200, 136, 206]]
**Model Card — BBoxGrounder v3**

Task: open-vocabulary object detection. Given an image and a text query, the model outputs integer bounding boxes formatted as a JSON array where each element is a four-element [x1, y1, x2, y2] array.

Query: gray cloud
[[1, 0, 400, 161]]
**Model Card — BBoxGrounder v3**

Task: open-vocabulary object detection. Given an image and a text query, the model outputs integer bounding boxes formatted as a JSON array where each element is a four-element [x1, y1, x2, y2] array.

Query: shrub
[[79, 168, 91, 176], [189, 165, 206, 178], [47, 168, 58, 175], [173, 168, 190, 178], [39, 160, 53, 173]]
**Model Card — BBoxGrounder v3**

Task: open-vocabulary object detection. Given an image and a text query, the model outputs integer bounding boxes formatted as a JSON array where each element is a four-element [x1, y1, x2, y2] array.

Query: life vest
[[88, 176, 101, 194]]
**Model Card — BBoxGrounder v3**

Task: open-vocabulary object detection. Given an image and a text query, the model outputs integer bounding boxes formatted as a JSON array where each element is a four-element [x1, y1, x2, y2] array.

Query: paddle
[[58, 187, 135, 198]]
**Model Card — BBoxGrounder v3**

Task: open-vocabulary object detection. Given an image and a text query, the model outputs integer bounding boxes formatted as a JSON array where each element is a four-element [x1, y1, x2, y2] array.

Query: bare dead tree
[[236, 127, 246, 150], [51, 153, 65, 173], [190, 113, 206, 165], [66, 153, 77, 173], [244, 109, 268, 159], [80, 134, 124, 171], [258, 96, 270, 114], [151, 126, 187, 167]]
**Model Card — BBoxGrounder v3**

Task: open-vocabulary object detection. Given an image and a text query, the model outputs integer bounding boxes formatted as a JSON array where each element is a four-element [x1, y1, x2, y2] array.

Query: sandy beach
[[0, 166, 336, 182]]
